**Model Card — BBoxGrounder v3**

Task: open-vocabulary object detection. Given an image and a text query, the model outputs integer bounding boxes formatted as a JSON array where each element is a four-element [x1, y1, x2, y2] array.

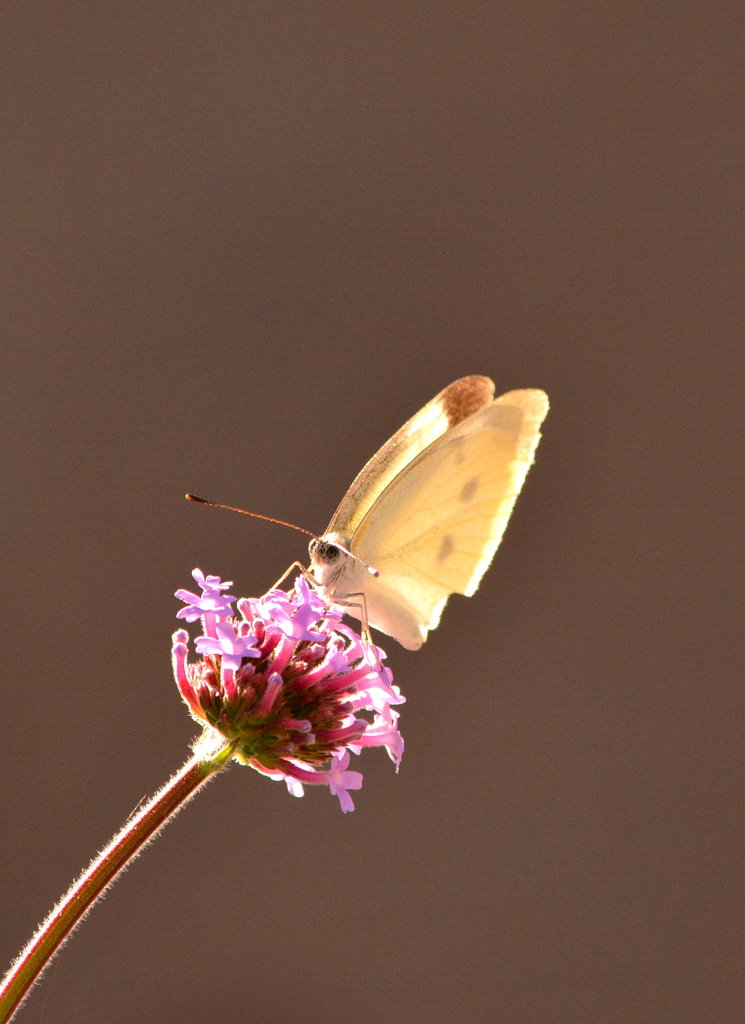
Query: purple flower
[[172, 570, 405, 812], [176, 568, 236, 634], [257, 577, 329, 642], [327, 751, 364, 813], [195, 622, 260, 672]]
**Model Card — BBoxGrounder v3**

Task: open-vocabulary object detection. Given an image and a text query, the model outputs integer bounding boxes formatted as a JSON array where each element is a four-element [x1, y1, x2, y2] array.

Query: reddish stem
[[0, 744, 236, 1023]]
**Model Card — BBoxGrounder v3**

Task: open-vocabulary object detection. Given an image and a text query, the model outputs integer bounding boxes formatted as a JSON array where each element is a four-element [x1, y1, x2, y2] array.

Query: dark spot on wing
[[440, 376, 494, 427], [437, 534, 454, 561], [460, 477, 478, 503]]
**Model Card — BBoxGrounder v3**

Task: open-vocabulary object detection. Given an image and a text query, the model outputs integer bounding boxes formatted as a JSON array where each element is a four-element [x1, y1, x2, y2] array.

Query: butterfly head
[[309, 532, 379, 593], [309, 533, 352, 595], [308, 535, 345, 566]]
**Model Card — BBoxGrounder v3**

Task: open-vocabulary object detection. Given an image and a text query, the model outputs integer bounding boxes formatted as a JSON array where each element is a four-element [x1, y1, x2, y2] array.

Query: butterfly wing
[[348, 389, 548, 649], [326, 375, 496, 538]]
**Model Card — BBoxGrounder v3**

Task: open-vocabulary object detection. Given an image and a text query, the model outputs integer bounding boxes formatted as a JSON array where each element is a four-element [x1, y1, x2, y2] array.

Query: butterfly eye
[[309, 539, 341, 564]]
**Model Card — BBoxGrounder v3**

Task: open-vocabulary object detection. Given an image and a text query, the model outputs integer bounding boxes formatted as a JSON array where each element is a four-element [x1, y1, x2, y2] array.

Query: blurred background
[[1, 4, 743, 1022]]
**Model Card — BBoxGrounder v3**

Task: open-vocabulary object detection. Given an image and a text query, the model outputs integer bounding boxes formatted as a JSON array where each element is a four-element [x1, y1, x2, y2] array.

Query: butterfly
[[309, 375, 549, 650]]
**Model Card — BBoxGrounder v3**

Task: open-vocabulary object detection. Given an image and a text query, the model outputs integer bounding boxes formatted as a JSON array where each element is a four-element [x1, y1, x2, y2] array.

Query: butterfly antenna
[[185, 494, 379, 577], [333, 544, 379, 577], [186, 494, 317, 538]]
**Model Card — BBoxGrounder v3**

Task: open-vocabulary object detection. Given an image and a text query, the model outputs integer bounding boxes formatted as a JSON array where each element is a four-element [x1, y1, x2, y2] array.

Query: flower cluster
[[171, 570, 404, 812]]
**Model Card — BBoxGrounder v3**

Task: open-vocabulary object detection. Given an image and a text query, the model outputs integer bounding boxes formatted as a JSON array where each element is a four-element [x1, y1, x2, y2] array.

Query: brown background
[[1, 4, 743, 1023]]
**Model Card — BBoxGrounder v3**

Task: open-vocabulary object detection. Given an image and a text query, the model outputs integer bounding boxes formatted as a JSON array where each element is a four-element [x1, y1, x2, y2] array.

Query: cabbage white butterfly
[[309, 376, 548, 649]]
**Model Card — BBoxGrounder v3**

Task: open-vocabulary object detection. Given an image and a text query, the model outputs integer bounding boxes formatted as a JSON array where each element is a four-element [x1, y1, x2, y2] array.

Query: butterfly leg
[[273, 570, 380, 663], [272, 562, 345, 614], [270, 560, 313, 591], [330, 590, 377, 650]]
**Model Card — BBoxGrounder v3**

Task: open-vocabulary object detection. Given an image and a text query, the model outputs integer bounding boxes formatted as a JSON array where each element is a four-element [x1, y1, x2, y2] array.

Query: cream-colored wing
[[351, 389, 548, 648], [326, 375, 495, 537]]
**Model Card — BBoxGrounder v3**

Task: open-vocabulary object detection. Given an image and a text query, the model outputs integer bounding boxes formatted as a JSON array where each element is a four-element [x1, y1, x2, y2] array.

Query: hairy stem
[[0, 742, 237, 1023]]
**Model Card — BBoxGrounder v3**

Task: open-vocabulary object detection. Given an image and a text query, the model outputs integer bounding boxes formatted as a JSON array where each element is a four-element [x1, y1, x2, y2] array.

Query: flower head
[[172, 571, 404, 812]]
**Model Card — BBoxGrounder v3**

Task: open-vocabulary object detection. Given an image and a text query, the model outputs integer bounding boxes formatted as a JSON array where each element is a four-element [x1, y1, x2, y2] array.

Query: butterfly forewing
[[327, 375, 495, 538], [350, 390, 548, 642]]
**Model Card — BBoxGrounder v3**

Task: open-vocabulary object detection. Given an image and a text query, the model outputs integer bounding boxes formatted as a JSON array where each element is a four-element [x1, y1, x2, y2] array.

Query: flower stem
[[0, 742, 237, 1024]]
